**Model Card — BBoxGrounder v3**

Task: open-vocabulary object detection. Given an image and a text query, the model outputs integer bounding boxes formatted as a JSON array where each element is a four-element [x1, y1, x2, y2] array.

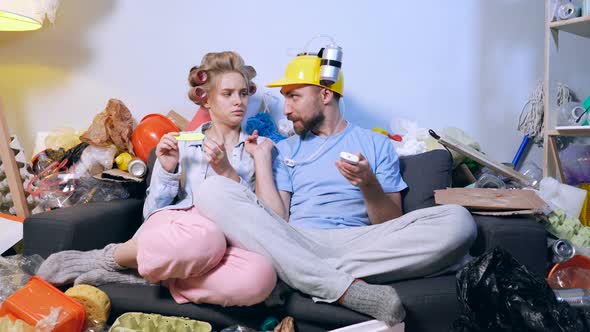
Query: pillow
[[399, 149, 452, 213]]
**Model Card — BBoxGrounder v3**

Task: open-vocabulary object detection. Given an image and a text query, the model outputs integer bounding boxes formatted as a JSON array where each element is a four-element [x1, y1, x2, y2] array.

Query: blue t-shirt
[[273, 123, 407, 229]]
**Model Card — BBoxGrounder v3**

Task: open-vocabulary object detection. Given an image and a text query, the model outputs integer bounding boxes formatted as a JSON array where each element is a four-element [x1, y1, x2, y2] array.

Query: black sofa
[[23, 149, 548, 331]]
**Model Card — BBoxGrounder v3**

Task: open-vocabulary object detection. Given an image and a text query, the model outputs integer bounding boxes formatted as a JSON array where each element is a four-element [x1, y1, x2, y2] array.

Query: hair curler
[[188, 86, 207, 105], [189, 69, 208, 86]]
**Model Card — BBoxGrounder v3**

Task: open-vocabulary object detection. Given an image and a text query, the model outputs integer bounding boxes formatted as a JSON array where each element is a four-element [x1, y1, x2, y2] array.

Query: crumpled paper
[[80, 99, 134, 153]]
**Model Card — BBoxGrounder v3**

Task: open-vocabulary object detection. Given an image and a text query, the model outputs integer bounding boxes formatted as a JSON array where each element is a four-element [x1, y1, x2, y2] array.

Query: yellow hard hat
[[266, 55, 344, 97]]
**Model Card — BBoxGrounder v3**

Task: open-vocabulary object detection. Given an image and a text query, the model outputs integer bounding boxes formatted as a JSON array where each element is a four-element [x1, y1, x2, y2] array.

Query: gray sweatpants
[[195, 176, 477, 303]]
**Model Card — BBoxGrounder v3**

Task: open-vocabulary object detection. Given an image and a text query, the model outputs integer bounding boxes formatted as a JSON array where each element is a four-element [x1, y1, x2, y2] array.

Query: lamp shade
[[0, 0, 47, 31]]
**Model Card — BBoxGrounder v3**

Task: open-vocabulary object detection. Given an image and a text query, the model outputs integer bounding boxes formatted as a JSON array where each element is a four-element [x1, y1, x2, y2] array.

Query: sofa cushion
[[283, 275, 458, 331], [98, 283, 275, 330], [470, 215, 547, 277], [399, 149, 453, 213]]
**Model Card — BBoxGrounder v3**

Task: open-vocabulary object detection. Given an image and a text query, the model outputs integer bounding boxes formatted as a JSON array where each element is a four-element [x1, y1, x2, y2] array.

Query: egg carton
[[0, 136, 38, 216]]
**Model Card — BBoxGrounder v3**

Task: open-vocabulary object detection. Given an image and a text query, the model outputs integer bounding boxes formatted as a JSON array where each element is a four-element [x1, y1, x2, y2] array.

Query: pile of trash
[[25, 99, 150, 214]]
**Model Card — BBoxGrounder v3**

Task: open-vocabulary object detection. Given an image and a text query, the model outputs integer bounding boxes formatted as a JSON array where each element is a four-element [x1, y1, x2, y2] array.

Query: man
[[195, 54, 477, 326]]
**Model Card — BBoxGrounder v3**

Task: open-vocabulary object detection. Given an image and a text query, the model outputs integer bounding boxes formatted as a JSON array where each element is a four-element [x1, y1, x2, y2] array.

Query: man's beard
[[292, 112, 325, 136]]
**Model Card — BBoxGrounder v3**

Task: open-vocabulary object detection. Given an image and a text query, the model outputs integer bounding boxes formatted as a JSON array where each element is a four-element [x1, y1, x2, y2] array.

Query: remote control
[[340, 152, 359, 165]]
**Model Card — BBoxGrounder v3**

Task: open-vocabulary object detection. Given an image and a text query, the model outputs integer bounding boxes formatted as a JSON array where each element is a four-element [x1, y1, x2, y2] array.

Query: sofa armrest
[[470, 214, 547, 277], [23, 199, 144, 258]]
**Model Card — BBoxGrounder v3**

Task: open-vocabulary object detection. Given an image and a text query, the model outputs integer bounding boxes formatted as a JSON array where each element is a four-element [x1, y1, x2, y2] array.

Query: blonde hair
[[187, 51, 256, 105]]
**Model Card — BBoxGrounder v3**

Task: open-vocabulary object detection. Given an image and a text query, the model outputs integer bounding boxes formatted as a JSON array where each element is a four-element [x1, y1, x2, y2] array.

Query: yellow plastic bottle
[[115, 152, 134, 171]]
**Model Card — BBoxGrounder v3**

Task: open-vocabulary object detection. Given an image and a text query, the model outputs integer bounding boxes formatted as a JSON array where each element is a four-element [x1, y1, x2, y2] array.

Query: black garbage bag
[[450, 247, 588, 332]]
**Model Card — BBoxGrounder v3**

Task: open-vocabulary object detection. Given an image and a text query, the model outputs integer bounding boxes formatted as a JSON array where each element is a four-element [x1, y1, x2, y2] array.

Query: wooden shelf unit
[[543, 1, 590, 181]]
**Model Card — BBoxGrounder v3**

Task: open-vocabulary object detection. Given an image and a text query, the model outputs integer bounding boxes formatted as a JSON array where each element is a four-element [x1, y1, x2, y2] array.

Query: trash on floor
[[548, 254, 590, 290], [65, 284, 111, 331], [554, 288, 590, 309], [0, 276, 85, 332], [108, 312, 211, 332], [544, 208, 590, 247], [0, 315, 38, 332], [0, 254, 42, 304], [451, 247, 588, 331]]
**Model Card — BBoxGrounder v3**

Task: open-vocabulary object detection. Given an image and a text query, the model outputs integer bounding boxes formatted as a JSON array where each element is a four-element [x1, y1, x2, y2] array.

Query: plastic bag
[[28, 160, 129, 212], [70, 177, 129, 205], [0, 254, 44, 305], [27, 159, 77, 210], [32, 151, 57, 175], [45, 127, 81, 151], [389, 118, 428, 156], [560, 143, 590, 185], [72, 145, 117, 178], [475, 173, 506, 189], [450, 247, 588, 331], [539, 177, 587, 221]]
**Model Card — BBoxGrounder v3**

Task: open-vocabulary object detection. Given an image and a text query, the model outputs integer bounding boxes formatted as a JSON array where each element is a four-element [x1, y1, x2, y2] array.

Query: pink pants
[[136, 206, 277, 306]]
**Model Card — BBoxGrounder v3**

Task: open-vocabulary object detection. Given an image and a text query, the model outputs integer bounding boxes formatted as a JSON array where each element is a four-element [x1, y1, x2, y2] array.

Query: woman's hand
[[204, 136, 237, 179], [245, 130, 274, 160], [155, 132, 180, 173]]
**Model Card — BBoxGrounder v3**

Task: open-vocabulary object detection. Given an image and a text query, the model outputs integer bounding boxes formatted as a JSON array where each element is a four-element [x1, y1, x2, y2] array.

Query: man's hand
[[156, 132, 180, 173], [335, 152, 377, 188], [336, 152, 403, 224], [245, 130, 274, 160], [204, 136, 238, 180]]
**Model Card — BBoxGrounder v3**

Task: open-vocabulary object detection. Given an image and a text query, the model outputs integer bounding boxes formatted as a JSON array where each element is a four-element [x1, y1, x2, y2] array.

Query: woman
[[38, 51, 277, 307]]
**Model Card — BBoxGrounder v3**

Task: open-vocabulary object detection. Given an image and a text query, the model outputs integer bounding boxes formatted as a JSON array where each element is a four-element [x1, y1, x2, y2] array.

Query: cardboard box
[[434, 188, 546, 215]]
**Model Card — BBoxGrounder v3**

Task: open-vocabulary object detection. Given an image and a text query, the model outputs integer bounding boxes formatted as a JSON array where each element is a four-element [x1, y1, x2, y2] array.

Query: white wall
[[0, 0, 548, 165]]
